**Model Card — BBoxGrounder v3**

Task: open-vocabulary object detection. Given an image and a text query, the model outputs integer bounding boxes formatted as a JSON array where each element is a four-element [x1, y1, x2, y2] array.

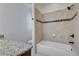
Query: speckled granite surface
[[0, 39, 32, 56]]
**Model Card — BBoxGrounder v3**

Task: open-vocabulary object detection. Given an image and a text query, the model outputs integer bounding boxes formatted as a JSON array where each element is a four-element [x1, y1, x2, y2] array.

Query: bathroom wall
[[43, 7, 76, 44], [72, 4, 79, 47], [35, 8, 43, 44], [43, 8, 76, 21], [0, 4, 32, 43]]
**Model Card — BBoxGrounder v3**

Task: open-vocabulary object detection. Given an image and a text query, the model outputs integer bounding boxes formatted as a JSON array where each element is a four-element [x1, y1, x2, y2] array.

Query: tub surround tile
[[36, 12, 78, 23]]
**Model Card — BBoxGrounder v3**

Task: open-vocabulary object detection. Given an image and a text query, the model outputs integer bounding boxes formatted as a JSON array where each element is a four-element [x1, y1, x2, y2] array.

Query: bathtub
[[36, 40, 77, 56]]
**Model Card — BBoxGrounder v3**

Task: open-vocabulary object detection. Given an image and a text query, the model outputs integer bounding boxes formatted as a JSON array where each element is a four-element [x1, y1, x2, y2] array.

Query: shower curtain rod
[[36, 12, 78, 23]]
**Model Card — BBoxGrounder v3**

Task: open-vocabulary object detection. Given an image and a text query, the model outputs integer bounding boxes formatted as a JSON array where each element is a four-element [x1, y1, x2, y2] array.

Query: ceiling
[[35, 3, 73, 14]]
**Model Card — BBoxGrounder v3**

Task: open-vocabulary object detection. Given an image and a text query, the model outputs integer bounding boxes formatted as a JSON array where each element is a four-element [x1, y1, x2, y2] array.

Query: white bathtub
[[36, 40, 77, 56]]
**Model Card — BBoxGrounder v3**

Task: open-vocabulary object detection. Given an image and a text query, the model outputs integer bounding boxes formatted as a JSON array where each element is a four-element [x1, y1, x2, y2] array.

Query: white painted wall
[[0, 4, 32, 43], [43, 7, 77, 44]]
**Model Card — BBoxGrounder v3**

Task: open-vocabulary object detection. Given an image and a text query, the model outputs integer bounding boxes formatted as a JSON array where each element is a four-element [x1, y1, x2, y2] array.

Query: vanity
[[17, 47, 31, 56], [0, 39, 32, 56]]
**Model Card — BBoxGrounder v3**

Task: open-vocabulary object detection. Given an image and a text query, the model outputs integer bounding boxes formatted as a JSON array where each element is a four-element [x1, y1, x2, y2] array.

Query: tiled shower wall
[[43, 7, 77, 44], [35, 5, 78, 45], [72, 4, 79, 47], [35, 8, 43, 44]]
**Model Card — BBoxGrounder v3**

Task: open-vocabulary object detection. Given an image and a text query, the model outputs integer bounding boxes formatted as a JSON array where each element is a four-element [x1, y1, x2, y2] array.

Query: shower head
[[67, 4, 74, 10]]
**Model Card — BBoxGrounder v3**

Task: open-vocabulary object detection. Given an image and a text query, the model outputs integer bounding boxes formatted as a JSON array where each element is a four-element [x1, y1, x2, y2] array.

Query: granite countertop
[[0, 39, 32, 56]]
